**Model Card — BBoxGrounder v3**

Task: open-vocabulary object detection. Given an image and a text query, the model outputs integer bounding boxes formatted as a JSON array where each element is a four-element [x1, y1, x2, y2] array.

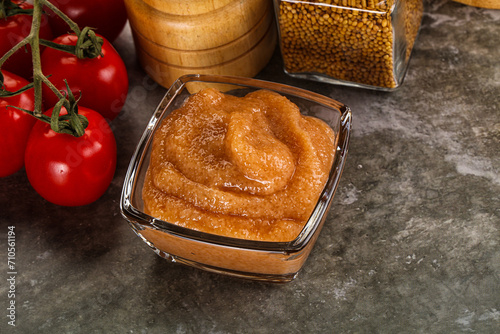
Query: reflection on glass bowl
[[120, 74, 351, 282]]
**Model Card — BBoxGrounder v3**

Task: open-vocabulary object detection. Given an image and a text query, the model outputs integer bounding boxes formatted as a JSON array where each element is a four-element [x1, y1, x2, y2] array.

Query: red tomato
[[0, 0, 53, 79], [24, 106, 117, 206], [41, 33, 128, 121], [0, 70, 36, 177], [46, 0, 128, 43]]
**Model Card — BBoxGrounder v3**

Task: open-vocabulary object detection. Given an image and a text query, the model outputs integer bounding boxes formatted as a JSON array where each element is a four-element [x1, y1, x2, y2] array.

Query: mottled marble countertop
[[1, 1, 498, 333]]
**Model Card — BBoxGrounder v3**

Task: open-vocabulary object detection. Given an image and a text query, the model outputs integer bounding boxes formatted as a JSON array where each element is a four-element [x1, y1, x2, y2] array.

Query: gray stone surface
[[1, 1, 498, 333]]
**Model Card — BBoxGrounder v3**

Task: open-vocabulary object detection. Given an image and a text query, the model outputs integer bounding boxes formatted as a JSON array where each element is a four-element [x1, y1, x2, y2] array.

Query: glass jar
[[273, 0, 424, 91]]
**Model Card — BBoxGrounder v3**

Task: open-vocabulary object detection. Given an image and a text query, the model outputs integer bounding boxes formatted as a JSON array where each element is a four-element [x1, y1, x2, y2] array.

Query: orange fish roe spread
[[142, 88, 336, 241]]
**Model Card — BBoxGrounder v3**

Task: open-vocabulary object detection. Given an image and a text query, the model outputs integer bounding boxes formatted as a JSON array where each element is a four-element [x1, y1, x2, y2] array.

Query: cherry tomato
[[0, 0, 53, 79], [41, 33, 128, 121], [46, 0, 128, 43], [0, 70, 36, 177], [24, 106, 117, 206]]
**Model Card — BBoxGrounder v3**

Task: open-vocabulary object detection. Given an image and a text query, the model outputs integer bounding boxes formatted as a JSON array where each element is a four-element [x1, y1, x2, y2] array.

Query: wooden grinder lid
[[452, 0, 500, 9]]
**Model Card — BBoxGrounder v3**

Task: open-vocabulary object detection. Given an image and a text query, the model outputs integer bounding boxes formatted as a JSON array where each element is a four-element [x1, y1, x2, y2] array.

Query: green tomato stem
[[0, 0, 34, 19], [41, 0, 81, 35], [0, 0, 94, 137], [40, 75, 65, 103], [0, 38, 30, 70], [31, 0, 43, 117]]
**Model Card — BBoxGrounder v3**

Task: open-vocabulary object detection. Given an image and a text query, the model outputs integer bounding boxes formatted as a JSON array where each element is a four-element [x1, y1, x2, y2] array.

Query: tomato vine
[[0, 0, 104, 137]]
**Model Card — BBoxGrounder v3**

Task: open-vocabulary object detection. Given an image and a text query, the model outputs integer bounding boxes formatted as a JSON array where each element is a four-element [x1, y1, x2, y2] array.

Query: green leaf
[[39, 39, 77, 55], [50, 98, 66, 133], [0, 0, 33, 19], [0, 81, 34, 98], [75, 27, 103, 59], [7, 105, 51, 123]]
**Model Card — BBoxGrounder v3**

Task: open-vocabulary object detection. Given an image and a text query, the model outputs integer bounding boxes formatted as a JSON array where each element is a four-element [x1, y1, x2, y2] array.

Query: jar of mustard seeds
[[273, 0, 424, 91]]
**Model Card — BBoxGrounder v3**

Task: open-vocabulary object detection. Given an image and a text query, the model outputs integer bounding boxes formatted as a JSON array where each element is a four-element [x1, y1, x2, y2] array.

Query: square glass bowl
[[120, 74, 352, 282], [273, 0, 424, 91]]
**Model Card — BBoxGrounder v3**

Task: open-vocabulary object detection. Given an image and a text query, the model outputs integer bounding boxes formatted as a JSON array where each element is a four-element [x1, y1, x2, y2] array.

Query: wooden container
[[124, 0, 277, 88], [452, 0, 500, 9], [141, 0, 235, 15]]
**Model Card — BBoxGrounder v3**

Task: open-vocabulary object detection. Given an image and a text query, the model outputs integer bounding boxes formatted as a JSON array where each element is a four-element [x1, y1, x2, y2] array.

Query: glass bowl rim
[[120, 74, 352, 253]]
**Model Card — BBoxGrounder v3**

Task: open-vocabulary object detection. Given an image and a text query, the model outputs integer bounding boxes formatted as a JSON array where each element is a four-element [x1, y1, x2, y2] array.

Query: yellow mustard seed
[[276, 0, 423, 89]]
